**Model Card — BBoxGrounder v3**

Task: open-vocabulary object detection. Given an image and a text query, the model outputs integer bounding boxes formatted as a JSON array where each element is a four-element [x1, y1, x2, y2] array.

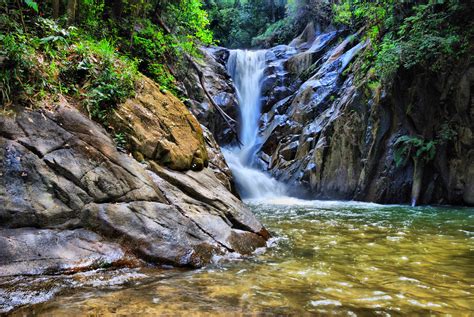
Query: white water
[[224, 50, 286, 199]]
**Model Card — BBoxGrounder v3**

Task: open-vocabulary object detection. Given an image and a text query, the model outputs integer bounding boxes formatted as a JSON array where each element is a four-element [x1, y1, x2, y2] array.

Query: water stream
[[223, 49, 286, 199]]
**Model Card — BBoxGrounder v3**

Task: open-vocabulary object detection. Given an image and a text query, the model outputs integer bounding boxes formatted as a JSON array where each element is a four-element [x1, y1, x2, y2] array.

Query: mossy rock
[[111, 76, 208, 171]]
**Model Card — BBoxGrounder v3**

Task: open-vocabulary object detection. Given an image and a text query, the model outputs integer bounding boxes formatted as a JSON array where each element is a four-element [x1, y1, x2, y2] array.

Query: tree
[[67, 0, 77, 25], [52, 0, 60, 18]]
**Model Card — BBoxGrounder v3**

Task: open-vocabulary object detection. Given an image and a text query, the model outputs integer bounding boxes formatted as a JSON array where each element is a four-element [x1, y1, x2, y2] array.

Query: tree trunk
[[104, 0, 123, 19], [15, 0, 26, 32], [67, 0, 77, 25], [411, 159, 424, 206], [52, 0, 60, 18]]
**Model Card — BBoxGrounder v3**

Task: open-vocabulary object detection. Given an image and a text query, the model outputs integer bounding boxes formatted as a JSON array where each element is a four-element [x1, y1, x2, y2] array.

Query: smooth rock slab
[[0, 228, 130, 276]]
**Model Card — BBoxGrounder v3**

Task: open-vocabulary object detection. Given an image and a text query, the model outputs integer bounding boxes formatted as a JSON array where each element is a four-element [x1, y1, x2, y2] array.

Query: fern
[[24, 0, 38, 13], [393, 135, 437, 167]]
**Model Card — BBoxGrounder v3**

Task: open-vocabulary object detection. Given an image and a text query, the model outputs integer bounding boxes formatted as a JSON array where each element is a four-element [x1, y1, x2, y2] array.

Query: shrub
[[374, 35, 400, 81], [0, 32, 37, 105], [71, 39, 138, 121]]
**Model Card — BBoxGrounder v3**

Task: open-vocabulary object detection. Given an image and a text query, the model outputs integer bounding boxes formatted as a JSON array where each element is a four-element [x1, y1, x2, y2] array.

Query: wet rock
[[178, 47, 239, 145], [285, 31, 339, 77], [201, 125, 237, 194], [280, 140, 299, 161], [289, 22, 317, 50], [252, 27, 473, 205], [0, 228, 130, 276]]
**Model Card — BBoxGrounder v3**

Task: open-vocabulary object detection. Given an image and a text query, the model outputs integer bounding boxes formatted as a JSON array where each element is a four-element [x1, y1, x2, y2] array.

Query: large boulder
[[0, 77, 268, 276], [112, 77, 208, 171], [177, 47, 240, 145]]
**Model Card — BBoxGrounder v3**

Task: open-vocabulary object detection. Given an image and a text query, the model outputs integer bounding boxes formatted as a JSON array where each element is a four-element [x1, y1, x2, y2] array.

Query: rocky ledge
[[0, 76, 268, 277]]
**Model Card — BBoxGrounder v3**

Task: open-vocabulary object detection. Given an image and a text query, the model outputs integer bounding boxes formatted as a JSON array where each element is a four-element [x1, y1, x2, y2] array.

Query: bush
[[374, 35, 400, 81], [0, 14, 137, 122], [397, 2, 467, 72], [71, 39, 138, 121], [0, 32, 37, 105]]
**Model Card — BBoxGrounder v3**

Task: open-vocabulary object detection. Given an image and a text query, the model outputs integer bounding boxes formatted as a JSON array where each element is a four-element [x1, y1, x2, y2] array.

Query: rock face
[[206, 25, 474, 205], [0, 76, 268, 276], [259, 27, 474, 205]]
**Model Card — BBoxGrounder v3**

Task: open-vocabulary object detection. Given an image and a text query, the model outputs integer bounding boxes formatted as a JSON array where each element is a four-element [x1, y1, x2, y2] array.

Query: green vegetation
[[393, 136, 436, 168], [204, 0, 285, 48], [1, 0, 214, 118], [393, 122, 457, 168], [204, 0, 330, 48], [333, 0, 471, 83], [392, 126, 456, 205]]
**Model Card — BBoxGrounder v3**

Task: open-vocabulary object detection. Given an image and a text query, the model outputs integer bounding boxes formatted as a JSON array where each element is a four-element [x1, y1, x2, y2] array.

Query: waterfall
[[227, 50, 266, 162], [223, 50, 286, 199]]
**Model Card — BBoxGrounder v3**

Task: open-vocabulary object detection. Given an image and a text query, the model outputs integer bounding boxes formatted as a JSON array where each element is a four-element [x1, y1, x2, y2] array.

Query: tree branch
[[155, 17, 243, 147]]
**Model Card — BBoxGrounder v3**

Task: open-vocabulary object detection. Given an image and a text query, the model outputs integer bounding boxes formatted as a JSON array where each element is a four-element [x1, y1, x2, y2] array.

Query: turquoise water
[[6, 199, 474, 315]]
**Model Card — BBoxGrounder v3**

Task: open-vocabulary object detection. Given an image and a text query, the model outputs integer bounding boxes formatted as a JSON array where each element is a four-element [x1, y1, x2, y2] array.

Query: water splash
[[224, 50, 286, 199]]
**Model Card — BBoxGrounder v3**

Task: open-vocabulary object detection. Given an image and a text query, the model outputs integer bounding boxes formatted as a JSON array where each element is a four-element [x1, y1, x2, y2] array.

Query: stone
[[111, 76, 208, 171], [0, 228, 131, 276], [250, 28, 474, 205]]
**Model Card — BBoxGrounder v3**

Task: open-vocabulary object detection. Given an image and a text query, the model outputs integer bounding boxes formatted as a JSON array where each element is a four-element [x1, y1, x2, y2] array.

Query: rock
[[285, 31, 338, 77], [0, 228, 132, 276], [280, 140, 299, 161], [251, 27, 473, 205], [201, 125, 238, 195], [463, 159, 474, 205], [111, 76, 208, 171], [0, 76, 268, 276], [289, 22, 316, 50]]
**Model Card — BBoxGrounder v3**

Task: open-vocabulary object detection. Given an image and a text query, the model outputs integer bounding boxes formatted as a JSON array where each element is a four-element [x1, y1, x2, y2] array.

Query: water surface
[[5, 200, 474, 315]]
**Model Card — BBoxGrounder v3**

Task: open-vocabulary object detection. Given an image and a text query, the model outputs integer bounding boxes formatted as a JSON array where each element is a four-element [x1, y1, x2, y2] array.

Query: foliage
[[72, 39, 138, 121], [0, 32, 37, 105], [0, 13, 137, 122], [23, 0, 39, 12], [129, 19, 177, 91], [1, 0, 215, 111], [251, 17, 293, 47], [393, 135, 436, 168], [395, 2, 468, 72], [393, 124, 457, 168], [333, 0, 395, 34], [333, 0, 470, 83], [168, 0, 214, 47], [113, 132, 127, 150], [374, 35, 400, 81], [205, 0, 288, 48]]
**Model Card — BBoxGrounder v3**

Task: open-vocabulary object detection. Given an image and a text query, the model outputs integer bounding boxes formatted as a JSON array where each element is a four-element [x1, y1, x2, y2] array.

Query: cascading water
[[224, 50, 286, 199]]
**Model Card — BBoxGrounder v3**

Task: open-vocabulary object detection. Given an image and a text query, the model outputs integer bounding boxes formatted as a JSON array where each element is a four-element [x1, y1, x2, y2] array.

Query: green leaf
[[24, 0, 38, 13]]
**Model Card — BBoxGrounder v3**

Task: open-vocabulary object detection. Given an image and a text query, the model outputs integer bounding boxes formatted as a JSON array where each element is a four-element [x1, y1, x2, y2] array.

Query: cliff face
[[204, 28, 474, 206], [0, 76, 269, 277]]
